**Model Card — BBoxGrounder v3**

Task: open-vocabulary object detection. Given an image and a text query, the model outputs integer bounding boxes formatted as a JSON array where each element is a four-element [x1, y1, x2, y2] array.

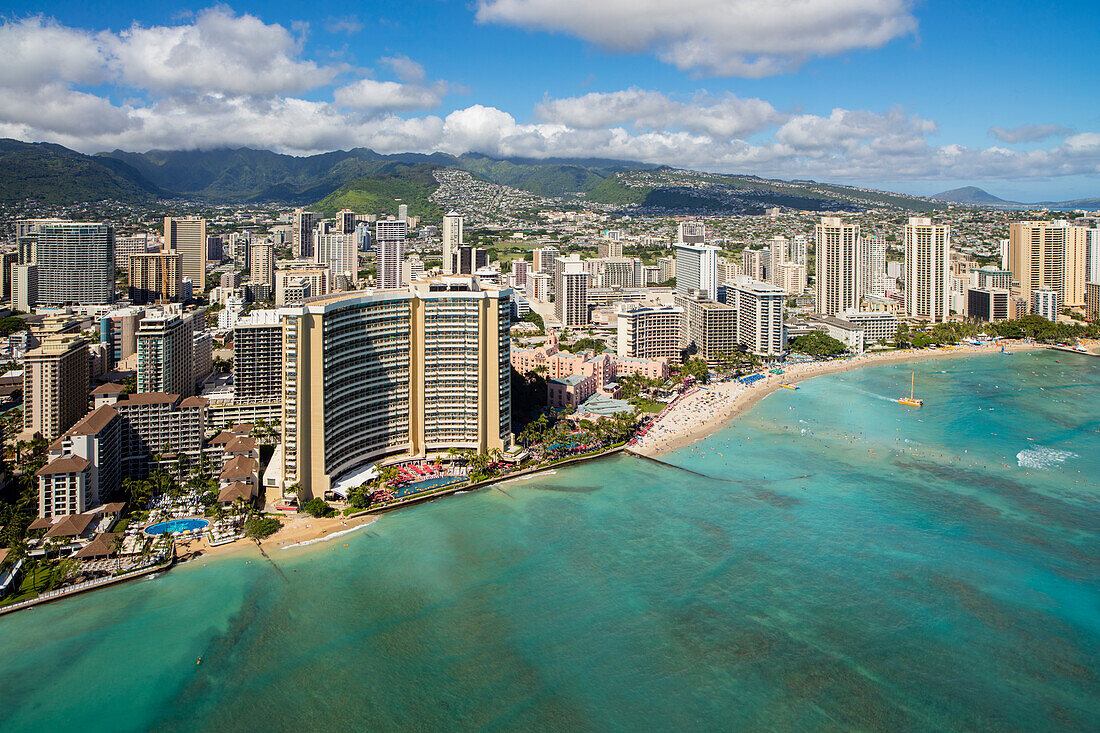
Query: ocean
[[1, 351, 1097, 731]]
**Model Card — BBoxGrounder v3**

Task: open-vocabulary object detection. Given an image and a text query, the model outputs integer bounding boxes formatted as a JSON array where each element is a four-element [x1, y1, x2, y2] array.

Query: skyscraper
[[674, 243, 720, 301], [279, 279, 512, 499], [314, 233, 357, 288], [442, 212, 463, 275], [164, 216, 207, 293], [28, 222, 116, 305], [1008, 221, 1088, 308], [136, 313, 197, 398], [1085, 228, 1100, 284], [24, 334, 89, 441], [903, 218, 951, 323], [815, 217, 861, 316], [11, 263, 37, 312], [768, 236, 789, 287], [398, 204, 408, 222], [727, 276, 787, 358], [554, 255, 590, 327], [859, 235, 887, 298], [250, 241, 275, 287], [233, 310, 283, 403], [129, 251, 183, 304], [677, 221, 706, 244], [336, 209, 357, 234], [293, 209, 319, 259], [375, 220, 408, 289]]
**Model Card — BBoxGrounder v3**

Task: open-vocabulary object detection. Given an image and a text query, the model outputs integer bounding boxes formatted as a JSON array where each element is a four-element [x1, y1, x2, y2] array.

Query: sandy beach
[[179, 512, 382, 562], [631, 343, 1040, 457]]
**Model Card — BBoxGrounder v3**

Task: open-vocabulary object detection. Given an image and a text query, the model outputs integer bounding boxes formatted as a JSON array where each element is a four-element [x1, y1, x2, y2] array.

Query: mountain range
[[931, 185, 1100, 211], [1, 137, 1093, 216]]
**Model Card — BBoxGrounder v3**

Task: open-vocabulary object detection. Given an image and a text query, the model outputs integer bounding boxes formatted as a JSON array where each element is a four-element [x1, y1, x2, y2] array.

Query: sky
[[1, 0, 1097, 201]]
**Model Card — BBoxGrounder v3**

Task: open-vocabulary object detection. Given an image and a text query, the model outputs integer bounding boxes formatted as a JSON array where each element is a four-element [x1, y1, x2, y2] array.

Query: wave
[[280, 524, 368, 550], [1016, 446, 1077, 470], [500, 470, 557, 485]]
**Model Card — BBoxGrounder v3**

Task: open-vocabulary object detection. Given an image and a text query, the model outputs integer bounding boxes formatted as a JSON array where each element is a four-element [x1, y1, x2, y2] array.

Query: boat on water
[[779, 383, 799, 390], [897, 373, 923, 407]]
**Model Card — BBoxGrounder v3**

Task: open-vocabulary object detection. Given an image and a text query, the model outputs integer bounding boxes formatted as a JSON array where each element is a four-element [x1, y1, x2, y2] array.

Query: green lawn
[[1, 561, 71, 605], [630, 398, 667, 414]]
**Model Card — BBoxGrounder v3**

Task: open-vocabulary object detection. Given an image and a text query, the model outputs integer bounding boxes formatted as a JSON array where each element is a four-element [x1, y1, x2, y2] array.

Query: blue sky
[[1, 0, 1097, 200]]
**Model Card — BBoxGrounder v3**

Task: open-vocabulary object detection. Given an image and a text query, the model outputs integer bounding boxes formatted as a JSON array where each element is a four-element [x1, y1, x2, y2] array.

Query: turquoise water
[[1, 351, 1097, 730], [144, 518, 210, 535]]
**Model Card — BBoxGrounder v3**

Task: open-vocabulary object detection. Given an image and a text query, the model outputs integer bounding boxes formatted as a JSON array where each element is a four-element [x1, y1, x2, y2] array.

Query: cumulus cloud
[[333, 78, 447, 111], [106, 7, 337, 95], [476, 0, 917, 76], [535, 88, 783, 138], [988, 123, 1073, 144], [0, 9, 1093, 189]]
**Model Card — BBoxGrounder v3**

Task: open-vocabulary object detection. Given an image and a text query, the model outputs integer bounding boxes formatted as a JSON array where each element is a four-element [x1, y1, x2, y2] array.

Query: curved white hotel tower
[[279, 278, 512, 499]]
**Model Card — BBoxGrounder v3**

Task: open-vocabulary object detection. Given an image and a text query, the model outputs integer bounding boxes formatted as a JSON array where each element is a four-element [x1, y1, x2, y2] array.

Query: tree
[[679, 357, 710, 383], [244, 516, 281, 539], [302, 497, 333, 518], [522, 312, 545, 331], [110, 534, 125, 573], [789, 332, 848, 357]]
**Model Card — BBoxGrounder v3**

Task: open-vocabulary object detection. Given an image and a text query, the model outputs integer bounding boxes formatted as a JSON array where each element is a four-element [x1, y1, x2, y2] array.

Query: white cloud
[[381, 55, 427, 83], [0, 16, 109, 89], [106, 7, 337, 95], [988, 123, 1073, 144], [476, 0, 917, 76], [0, 10, 1093, 191], [535, 88, 783, 138], [333, 78, 447, 111]]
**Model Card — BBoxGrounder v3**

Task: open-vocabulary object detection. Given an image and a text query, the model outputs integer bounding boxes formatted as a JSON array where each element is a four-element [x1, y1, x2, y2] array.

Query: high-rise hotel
[[814, 217, 861, 316], [904, 217, 951, 323], [279, 277, 512, 499]]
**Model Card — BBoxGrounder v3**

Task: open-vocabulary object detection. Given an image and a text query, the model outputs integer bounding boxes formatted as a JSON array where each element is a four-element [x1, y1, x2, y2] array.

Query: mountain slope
[[311, 163, 442, 220], [0, 138, 161, 203], [931, 186, 1018, 205]]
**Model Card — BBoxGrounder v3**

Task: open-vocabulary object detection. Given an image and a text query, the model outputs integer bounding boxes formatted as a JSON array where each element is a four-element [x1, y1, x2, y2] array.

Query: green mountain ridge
[[4, 137, 1091, 214], [311, 163, 442, 220], [0, 139, 161, 203]]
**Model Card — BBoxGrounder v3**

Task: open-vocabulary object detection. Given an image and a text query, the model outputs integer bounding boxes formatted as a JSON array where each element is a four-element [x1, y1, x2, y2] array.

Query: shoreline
[[630, 343, 1041, 457]]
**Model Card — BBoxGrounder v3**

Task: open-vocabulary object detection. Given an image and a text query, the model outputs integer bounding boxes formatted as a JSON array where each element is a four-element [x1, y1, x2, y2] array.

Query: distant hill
[[13, 137, 1089, 213], [311, 163, 442, 220], [931, 186, 1100, 211], [0, 138, 161, 203], [931, 186, 1019, 205]]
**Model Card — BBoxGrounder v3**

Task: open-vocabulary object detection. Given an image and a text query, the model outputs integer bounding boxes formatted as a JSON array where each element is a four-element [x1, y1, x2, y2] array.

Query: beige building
[[23, 334, 89, 441], [675, 292, 736, 366], [129, 251, 182, 304], [1087, 281, 1100, 321], [164, 217, 207, 293], [1008, 221, 1088, 308], [904, 218, 952, 323], [275, 268, 329, 306], [616, 303, 683, 360], [815, 217, 861, 316], [279, 278, 512, 499], [250, 241, 275, 287]]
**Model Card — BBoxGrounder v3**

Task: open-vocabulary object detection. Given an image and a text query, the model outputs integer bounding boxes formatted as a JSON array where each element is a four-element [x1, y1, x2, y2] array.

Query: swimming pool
[[144, 518, 210, 535]]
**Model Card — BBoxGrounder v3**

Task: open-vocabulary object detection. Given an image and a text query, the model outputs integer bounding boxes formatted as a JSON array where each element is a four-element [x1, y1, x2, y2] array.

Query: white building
[[674, 243, 720, 301], [839, 310, 898, 346], [442, 212, 463, 275], [1032, 287, 1060, 320], [815, 217, 861, 316], [554, 255, 589, 327], [375, 220, 407, 290], [903, 217, 951, 323], [727, 277, 786, 358], [859, 235, 887, 298]]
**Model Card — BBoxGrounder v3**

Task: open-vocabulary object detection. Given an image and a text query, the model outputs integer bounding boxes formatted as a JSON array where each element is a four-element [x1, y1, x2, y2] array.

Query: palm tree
[[110, 534, 125, 574]]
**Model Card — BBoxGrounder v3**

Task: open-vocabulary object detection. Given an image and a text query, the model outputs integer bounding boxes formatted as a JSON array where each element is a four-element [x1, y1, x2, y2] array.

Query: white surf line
[[499, 470, 558, 485], [280, 523, 369, 550]]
